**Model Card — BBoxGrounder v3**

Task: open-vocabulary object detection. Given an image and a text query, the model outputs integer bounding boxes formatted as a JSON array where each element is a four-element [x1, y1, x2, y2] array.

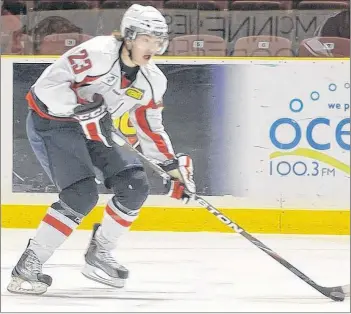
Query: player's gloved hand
[[73, 93, 114, 147], [159, 153, 196, 204], [164, 179, 191, 204]]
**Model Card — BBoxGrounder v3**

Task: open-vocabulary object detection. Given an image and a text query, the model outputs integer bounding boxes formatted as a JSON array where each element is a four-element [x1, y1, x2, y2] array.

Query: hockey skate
[[81, 224, 129, 288], [7, 241, 52, 295]]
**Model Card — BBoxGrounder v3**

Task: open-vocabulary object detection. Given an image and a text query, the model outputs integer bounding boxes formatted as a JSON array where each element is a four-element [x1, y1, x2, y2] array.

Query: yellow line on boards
[[1, 204, 349, 235]]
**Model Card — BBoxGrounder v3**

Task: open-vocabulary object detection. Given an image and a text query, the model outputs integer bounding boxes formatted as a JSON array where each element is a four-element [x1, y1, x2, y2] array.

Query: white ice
[[1, 229, 350, 312]]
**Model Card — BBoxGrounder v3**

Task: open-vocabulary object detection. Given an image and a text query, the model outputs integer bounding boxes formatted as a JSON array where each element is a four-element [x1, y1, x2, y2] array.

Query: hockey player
[[7, 4, 196, 295]]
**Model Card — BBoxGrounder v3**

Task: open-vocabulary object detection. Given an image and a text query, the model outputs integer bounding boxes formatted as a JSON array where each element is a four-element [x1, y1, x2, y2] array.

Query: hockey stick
[[111, 133, 350, 302]]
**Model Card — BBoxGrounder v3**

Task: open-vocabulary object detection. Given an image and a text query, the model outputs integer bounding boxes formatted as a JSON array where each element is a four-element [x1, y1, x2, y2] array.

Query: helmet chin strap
[[127, 45, 134, 62]]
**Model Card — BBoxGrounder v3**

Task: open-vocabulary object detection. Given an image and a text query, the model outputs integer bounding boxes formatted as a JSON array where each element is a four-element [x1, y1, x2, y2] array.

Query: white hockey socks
[[98, 198, 139, 249], [28, 201, 83, 263]]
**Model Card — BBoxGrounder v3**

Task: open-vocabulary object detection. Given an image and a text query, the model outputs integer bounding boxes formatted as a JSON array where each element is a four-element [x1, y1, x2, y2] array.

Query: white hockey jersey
[[28, 35, 175, 162]]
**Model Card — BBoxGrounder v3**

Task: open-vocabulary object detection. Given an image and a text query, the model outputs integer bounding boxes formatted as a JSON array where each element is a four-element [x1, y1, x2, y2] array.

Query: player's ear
[[125, 40, 133, 50]]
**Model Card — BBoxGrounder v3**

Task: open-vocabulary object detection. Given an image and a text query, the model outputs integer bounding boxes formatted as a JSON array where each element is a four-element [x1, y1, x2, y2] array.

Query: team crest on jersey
[[102, 74, 118, 86], [125, 88, 144, 100]]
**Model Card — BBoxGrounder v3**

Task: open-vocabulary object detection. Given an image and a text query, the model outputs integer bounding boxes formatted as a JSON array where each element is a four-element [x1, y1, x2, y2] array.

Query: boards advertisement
[[221, 62, 350, 209]]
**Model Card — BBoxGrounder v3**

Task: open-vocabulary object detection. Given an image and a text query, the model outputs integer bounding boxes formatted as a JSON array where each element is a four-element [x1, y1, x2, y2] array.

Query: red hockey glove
[[165, 179, 190, 204], [160, 153, 196, 204], [73, 94, 114, 147]]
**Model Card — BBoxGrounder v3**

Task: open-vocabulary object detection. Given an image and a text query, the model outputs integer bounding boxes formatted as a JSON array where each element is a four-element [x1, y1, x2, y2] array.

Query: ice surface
[[1, 229, 350, 312]]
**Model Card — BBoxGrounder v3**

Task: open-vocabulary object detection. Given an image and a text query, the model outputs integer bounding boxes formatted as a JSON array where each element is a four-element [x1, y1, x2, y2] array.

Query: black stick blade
[[322, 284, 350, 301]]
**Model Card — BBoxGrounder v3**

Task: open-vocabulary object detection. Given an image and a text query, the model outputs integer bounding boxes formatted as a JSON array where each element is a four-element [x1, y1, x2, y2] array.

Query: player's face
[[131, 34, 165, 65]]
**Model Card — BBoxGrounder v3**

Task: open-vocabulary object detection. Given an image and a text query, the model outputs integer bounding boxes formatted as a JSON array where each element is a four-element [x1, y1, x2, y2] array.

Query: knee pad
[[108, 168, 149, 211], [59, 177, 98, 216]]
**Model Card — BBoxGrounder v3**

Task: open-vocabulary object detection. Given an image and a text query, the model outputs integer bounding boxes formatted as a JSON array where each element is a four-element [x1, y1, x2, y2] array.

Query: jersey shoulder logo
[[102, 74, 118, 86]]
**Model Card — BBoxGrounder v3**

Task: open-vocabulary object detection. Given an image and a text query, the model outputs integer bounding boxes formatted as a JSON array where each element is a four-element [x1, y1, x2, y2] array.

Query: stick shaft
[[111, 132, 345, 301]]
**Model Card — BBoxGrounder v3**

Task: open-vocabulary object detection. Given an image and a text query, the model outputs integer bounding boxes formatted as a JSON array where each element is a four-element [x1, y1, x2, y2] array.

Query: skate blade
[[7, 276, 49, 295], [81, 263, 126, 288]]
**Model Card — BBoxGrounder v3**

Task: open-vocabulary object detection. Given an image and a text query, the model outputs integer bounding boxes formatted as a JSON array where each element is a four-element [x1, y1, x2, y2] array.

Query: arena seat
[[297, 0, 349, 10], [0, 12, 21, 33], [99, 1, 163, 9], [4, 32, 34, 55], [232, 35, 294, 56], [164, 0, 226, 10], [35, 0, 94, 10], [38, 33, 93, 55], [168, 34, 227, 56], [34, 0, 99, 11], [1, 0, 27, 14], [298, 37, 350, 57], [229, 0, 291, 10], [129, 1, 164, 8], [0, 12, 22, 53]]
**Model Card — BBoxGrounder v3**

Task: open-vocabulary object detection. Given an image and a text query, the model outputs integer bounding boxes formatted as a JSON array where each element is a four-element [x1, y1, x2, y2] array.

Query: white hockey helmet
[[120, 4, 169, 55]]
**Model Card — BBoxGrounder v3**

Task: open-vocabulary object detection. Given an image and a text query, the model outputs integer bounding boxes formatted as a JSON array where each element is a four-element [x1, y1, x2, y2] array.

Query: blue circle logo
[[329, 83, 337, 91], [289, 98, 303, 113], [310, 91, 320, 101]]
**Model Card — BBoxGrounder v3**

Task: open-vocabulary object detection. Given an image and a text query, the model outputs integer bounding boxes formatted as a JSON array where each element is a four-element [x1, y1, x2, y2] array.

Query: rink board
[[1, 204, 349, 235], [1, 56, 350, 235]]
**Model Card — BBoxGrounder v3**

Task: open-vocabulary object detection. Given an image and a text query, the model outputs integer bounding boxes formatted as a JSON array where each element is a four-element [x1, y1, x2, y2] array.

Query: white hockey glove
[[159, 153, 196, 204], [73, 94, 114, 147]]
